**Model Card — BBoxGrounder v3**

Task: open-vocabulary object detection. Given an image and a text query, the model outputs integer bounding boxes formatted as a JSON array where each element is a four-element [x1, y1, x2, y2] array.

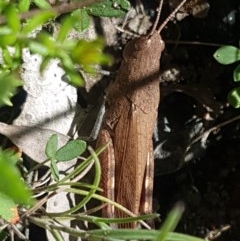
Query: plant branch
[[0, 0, 102, 25]]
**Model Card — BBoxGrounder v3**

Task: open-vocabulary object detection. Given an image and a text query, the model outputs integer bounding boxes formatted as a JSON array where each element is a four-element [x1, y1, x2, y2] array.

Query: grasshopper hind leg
[[96, 129, 116, 220], [140, 148, 155, 228]]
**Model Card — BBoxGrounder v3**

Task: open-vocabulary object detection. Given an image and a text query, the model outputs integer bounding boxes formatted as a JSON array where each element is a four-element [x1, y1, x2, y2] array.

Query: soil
[[150, 0, 240, 240]]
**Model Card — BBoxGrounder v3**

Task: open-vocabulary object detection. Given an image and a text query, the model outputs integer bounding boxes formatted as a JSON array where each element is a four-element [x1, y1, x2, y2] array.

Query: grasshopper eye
[[134, 39, 147, 51]]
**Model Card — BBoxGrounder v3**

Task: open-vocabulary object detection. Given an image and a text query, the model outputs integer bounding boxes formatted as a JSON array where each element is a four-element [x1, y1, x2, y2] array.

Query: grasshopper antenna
[[148, 0, 164, 36], [157, 0, 188, 33]]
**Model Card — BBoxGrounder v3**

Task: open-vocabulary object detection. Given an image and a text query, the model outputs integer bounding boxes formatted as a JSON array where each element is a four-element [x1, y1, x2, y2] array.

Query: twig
[[0, 0, 103, 25], [190, 114, 240, 146]]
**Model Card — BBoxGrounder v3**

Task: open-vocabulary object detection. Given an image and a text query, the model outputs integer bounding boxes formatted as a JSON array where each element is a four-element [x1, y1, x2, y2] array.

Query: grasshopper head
[[123, 31, 164, 60]]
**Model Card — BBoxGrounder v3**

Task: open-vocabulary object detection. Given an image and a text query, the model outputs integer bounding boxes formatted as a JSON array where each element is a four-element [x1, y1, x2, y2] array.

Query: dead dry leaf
[[0, 122, 70, 163]]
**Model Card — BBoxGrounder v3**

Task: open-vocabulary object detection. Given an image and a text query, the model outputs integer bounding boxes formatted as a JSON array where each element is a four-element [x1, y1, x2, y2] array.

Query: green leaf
[[0, 25, 17, 47], [71, 38, 112, 73], [228, 87, 240, 108], [71, 8, 90, 32], [56, 17, 73, 43], [37, 32, 55, 55], [0, 2, 8, 13], [2, 48, 13, 66], [18, 0, 30, 12], [22, 11, 56, 34], [45, 134, 58, 159], [156, 202, 184, 241], [233, 64, 240, 82], [214, 45, 240, 65], [0, 230, 8, 240], [0, 26, 12, 35], [29, 41, 49, 56], [63, 71, 85, 87], [1, 45, 21, 71], [56, 140, 86, 161], [50, 159, 59, 181], [86, 0, 130, 17], [0, 192, 18, 223], [60, 53, 75, 70], [39, 56, 51, 72], [0, 72, 22, 107], [82, 229, 205, 241], [12, 44, 21, 64], [4, 5, 20, 32], [1, 47, 21, 71], [33, 0, 51, 9], [0, 33, 16, 46], [0, 149, 33, 205]]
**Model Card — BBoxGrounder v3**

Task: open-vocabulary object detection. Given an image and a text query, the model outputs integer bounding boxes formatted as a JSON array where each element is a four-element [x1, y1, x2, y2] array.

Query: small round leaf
[[233, 64, 240, 82], [56, 140, 86, 161], [45, 134, 58, 159], [228, 87, 240, 108], [214, 45, 240, 65], [71, 9, 90, 32]]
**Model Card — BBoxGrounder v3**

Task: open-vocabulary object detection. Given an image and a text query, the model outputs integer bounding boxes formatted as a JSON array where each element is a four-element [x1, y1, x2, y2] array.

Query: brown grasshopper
[[97, 0, 188, 228]]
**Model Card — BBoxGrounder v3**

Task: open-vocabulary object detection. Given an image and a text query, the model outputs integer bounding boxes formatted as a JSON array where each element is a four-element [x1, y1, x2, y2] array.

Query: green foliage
[[156, 202, 184, 241], [74, 229, 205, 241], [22, 11, 56, 34], [45, 134, 87, 181], [33, 0, 51, 10], [214, 45, 240, 65], [18, 0, 31, 12], [55, 140, 86, 161], [29, 202, 205, 241], [233, 64, 240, 82], [0, 192, 18, 223], [227, 87, 240, 108], [0, 149, 33, 206], [0, 0, 126, 107], [71, 38, 112, 74], [70, 0, 130, 32], [71, 8, 91, 32], [0, 5, 20, 46], [0, 139, 204, 240], [45, 134, 58, 159], [86, 0, 130, 17], [214, 45, 240, 108], [0, 71, 22, 106]]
